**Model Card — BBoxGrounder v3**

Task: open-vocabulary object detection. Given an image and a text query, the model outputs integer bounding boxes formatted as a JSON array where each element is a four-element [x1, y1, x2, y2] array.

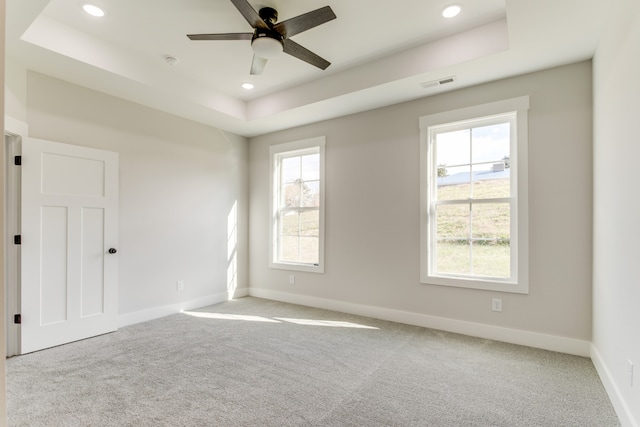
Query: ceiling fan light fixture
[[82, 4, 105, 17], [251, 36, 284, 59], [442, 4, 461, 18]]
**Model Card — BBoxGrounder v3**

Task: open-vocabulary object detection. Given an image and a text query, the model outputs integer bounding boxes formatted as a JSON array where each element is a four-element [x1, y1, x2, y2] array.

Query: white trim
[[269, 136, 325, 153], [419, 96, 530, 129], [4, 116, 28, 357], [249, 288, 590, 357], [117, 287, 249, 328], [4, 131, 23, 356], [269, 136, 326, 273], [591, 344, 639, 427], [4, 115, 29, 136], [419, 96, 530, 294]]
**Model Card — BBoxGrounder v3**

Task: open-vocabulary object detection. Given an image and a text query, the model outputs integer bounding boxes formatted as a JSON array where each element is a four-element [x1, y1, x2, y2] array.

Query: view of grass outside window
[[421, 97, 529, 293], [270, 137, 325, 273], [433, 120, 513, 279]]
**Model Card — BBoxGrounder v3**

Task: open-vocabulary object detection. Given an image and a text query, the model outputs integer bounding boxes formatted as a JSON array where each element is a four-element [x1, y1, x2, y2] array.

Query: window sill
[[270, 262, 324, 274], [421, 274, 528, 294]]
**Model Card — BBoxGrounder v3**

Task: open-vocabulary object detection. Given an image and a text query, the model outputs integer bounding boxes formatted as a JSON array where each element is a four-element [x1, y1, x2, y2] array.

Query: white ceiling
[[6, 0, 608, 137]]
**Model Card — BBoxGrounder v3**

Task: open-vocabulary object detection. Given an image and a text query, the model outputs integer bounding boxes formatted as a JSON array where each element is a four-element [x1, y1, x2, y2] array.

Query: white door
[[20, 137, 119, 354]]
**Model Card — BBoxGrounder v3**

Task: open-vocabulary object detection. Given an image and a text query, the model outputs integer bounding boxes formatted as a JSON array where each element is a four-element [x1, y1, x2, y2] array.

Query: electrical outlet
[[629, 360, 634, 387], [492, 298, 503, 312], [177, 280, 184, 291], [289, 275, 295, 285]]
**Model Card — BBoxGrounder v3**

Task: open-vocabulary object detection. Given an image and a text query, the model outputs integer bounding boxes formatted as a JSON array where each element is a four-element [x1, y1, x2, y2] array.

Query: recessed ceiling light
[[83, 4, 105, 17], [242, 83, 254, 90], [442, 4, 461, 18]]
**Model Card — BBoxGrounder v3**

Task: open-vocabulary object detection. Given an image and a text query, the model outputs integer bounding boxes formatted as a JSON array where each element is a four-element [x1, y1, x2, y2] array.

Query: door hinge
[[14, 314, 21, 324], [14, 235, 21, 245], [14, 155, 22, 166]]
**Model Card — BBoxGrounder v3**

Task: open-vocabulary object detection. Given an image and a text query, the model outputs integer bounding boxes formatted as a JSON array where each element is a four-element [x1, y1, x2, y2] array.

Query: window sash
[[429, 114, 517, 280], [270, 137, 325, 273], [429, 114, 516, 275], [429, 198, 514, 281]]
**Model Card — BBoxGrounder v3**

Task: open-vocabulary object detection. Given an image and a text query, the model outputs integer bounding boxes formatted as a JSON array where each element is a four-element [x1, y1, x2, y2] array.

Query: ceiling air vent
[[420, 76, 456, 89]]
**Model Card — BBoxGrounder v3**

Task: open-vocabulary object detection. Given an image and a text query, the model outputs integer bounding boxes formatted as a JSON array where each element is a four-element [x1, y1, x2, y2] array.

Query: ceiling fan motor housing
[[258, 7, 278, 25], [252, 28, 283, 43]]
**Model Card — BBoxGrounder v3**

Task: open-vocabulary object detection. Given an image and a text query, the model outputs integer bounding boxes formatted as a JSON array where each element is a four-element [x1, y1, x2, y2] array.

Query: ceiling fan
[[187, 0, 337, 75]]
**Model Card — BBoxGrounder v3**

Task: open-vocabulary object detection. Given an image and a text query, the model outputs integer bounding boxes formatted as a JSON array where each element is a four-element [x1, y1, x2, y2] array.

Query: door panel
[[81, 207, 106, 317], [40, 206, 69, 325], [21, 137, 119, 354]]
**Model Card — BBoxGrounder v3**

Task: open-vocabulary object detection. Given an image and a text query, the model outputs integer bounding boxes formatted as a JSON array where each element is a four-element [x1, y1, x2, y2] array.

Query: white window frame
[[419, 97, 529, 294], [270, 136, 326, 273]]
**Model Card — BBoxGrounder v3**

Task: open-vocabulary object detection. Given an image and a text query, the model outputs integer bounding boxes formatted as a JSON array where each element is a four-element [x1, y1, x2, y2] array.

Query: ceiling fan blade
[[282, 39, 330, 70], [250, 55, 267, 75], [187, 33, 253, 41], [274, 6, 336, 38], [230, 0, 269, 30]]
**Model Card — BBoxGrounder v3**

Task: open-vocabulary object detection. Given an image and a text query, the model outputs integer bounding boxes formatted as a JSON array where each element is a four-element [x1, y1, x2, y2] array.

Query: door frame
[[4, 116, 28, 357]]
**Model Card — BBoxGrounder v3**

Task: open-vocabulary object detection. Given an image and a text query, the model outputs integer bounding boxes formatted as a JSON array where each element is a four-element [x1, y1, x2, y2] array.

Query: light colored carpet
[[7, 297, 619, 426]]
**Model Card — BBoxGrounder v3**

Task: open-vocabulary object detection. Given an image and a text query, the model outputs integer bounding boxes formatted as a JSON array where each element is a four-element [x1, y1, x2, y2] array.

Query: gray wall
[[593, 0, 640, 424], [249, 61, 593, 346], [13, 70, 249, 320]]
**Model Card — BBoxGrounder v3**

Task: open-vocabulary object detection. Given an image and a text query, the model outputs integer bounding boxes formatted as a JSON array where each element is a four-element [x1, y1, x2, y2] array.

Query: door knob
[[108, 248, 117, 254]]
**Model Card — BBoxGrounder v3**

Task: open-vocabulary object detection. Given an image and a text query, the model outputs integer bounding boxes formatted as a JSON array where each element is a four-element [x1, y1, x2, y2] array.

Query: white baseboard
[[248, 288, 591, 357], [591, 344, 639, 427], [118, 287, 249, 328]]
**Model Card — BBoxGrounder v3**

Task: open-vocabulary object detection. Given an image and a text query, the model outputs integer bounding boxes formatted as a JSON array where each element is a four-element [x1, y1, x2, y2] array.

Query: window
[[270, 137, 325, 273], [420, 97, 529, 293]]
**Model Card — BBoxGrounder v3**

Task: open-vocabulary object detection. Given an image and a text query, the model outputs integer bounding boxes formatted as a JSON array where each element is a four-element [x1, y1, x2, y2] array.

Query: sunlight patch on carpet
[[182, 311, 378, 329], [183, 311, 281, 323], [274, 318, 379, 329]]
